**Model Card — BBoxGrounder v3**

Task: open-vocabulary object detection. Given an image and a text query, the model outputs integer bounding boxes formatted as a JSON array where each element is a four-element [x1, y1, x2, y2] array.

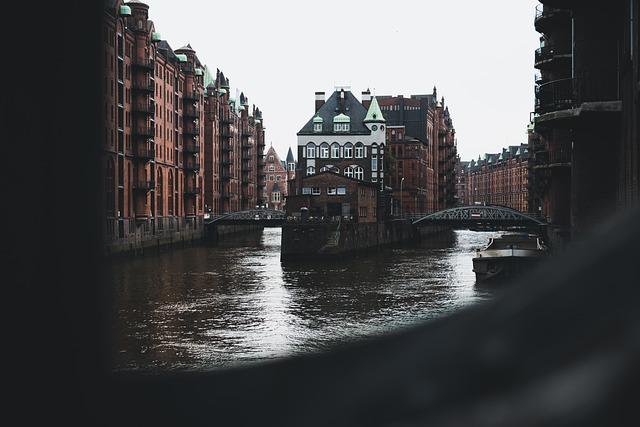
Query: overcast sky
[[145, 0, 540, 161]]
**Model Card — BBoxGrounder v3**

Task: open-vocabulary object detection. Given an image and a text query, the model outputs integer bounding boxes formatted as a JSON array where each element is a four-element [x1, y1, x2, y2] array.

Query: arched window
[[320, 143, 329, 158], [331, 143, 340, 158], [306, 143, 316, 159], [307, 165, 316, 175], [105, 157, 115, 216], [156, 168, 164, 216], [344, 142, 353, 158], [320, 165, 339, 174], [168, 170, 174, 215], [354, 166, 364, 181], [344, 166, 354, 178], [354, 142, 364, 158]]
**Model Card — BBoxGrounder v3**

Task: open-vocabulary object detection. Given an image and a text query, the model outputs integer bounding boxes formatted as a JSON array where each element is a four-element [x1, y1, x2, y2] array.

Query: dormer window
[[313, 115, 323, 133], [333, 113, 350, 132]]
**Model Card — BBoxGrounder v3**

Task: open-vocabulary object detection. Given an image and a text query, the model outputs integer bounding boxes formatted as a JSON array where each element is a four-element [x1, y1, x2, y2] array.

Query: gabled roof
[[298, 90, 370, 135]]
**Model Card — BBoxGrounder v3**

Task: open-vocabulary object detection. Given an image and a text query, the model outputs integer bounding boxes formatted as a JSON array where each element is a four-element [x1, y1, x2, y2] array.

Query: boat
[[472, 233, 548, 283]]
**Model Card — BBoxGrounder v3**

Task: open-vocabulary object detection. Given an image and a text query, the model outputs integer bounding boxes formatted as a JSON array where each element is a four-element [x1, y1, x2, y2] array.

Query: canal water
[[108, 228, 502, 371]]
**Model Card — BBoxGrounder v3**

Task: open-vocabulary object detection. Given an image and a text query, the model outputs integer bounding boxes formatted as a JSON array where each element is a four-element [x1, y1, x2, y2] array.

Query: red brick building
[[464, 144, 529, 213], [286, 172, 379, 223], [264, 145, 290, 211], [203, 69, 265, 214], [103, 1, 265, 253], [377, 87, 458, 214], [386, 126, 431, 214], [103, 1, 205, 252]]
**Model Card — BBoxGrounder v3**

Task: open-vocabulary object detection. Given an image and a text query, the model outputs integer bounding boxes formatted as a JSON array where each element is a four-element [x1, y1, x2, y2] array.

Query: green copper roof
[[498, 152, 504, 161], [333, 113, 350, 123], [255, 119, 261, 124], [218, 88, 227, 95], [119, 5, 132, 15], [239, 105, 245, 111], [176, 54, 188, 62], [203, 65, 215, 87], [195, 68, 204, 76], [312, 115, 323, 123], [151, 32, 161, 42], [363, 96, 385, 123], [516, 147, 522, 156]]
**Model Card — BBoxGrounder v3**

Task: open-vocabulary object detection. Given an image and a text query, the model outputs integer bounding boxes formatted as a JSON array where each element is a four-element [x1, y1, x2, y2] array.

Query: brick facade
[[464, 145, 529, 213], [286, 172, 379, 223], [103, 1, 266, 252]]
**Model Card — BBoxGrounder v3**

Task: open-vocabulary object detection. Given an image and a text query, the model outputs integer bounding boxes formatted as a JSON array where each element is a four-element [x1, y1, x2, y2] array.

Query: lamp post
[[400, 177, 404, 217]]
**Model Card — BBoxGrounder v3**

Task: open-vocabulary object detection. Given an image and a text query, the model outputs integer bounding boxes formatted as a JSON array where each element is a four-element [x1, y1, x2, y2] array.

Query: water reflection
[[109, 228, 502, 371]]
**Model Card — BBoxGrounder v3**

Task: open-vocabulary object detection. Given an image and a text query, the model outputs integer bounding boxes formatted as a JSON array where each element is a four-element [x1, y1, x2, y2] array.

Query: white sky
[[145, 0, 540, 161]]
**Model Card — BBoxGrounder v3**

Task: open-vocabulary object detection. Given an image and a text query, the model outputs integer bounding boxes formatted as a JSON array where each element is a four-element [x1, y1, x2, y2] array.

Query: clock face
[[371, 125, 378, 131]]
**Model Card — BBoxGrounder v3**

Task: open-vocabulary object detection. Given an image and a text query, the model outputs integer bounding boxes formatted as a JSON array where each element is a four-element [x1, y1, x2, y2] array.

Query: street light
[[400, 177, 404, 217]]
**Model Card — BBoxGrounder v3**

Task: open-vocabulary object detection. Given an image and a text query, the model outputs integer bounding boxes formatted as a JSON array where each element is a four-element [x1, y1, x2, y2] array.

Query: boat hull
[[472, 249, 546, 283]]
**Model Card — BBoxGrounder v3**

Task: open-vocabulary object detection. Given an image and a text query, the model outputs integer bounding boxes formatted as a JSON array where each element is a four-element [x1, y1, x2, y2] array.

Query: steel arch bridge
[[204, 208, 286, 227], [412, 205, 546, 228]]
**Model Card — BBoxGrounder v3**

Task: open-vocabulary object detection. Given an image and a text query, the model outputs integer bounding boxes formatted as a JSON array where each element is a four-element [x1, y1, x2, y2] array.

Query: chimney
[[315, 92, 325, 112], [361, 89, 371, 109]]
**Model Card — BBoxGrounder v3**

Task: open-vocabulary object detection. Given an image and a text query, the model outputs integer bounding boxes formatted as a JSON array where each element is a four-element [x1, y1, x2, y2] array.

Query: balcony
[[132, 81, 154, 93], [183, 125, 200, 136], [133, 180, 155, 192], [184, 160, 201, 171], [184, 142, 200, 154], [221, 129, 232, 138], [134, 126, 154, 137], [535, 78, 575, 114], [134, 143, 155, 160], [534, 148, 572, 168], [132, 58, 154, 70], [534, 5, 571, 33], [183, 104, 200, 118], [132, 102, 154, 115], [222, 143, 232, 151], [534, 45, 571, 70]]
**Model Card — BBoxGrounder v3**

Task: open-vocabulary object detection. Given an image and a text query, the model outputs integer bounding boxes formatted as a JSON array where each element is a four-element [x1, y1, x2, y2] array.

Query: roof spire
[[364, 96, 386, 123]]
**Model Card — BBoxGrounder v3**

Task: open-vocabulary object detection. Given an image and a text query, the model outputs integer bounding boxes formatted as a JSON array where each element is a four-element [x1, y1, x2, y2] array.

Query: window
[[334, 123, 350, 132], [269, 175, 274, 181], [311, 187, 321, 195], [337, 187, 346, 195], [307, 166, 315, 175], [302, 187, 312, 195], [320, 144, 329, 158], [355, 143, 364, 158], [327, 187, 337, 195], [269, 165, 275, 172], [320, 165, 339, 174], [331, 143, 340, 158], [359, 207, 368, 217], [269, 155, 274, 162], [371, 154, 378, 171], [314, 123, 322, 132], [288, 163, 295, 171], [276, 175, 281, 181], [272, 192, 280, 202], [344, 143, 353, 158], [344, 167, 354, 178], [306, 143, 316, 159], [354, 166, 364, 181]]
